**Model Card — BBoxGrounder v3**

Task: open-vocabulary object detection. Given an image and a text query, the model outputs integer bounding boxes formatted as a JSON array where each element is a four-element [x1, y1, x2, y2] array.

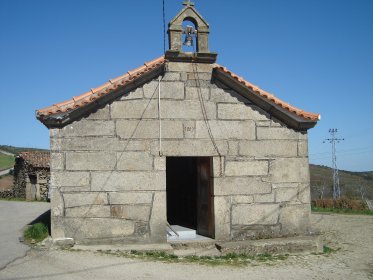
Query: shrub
[[24, 223, 49, 243], [312, 198, 367, 211]]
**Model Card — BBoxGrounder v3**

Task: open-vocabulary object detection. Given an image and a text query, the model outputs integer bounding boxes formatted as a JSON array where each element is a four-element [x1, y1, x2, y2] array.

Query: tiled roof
[[18, 152, 50, 168], [36, 55, 319, 123], [37, 56, 166, 118], [214, 65, 320, 121]]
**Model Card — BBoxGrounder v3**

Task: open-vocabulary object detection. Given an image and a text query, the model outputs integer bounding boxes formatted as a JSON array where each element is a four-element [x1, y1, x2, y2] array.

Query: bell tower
[[165, 1, 217, 63]]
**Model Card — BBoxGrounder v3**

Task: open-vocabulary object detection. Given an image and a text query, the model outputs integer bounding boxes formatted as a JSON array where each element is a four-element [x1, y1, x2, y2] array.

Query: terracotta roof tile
[[36, 55, 319, 123], [18, 152, 50, 168], [37, 56, 165, 118], [214, 64, 320, 121]]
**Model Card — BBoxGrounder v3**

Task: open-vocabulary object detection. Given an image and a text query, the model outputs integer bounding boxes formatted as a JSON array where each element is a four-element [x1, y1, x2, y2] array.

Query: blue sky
[[0, 0, 372, 171]]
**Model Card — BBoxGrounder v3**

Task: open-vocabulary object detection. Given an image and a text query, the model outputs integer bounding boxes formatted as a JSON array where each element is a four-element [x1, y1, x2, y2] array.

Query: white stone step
[[167, 225, 196, 239]]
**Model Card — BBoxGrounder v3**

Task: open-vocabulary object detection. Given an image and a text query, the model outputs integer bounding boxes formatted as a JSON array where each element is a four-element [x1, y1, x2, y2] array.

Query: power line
[[323, 128, 345, 199], [162, 0, 166, 53]]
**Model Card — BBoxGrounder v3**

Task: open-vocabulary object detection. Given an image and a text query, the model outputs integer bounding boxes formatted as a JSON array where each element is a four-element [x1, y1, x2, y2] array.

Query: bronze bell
[[183, 25, 196, 47], [183, 35, 194, 47]]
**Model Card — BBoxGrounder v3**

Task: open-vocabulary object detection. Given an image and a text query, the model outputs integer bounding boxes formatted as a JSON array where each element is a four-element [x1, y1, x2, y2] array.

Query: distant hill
[[0, 145, 48, 155], [310, 164, 373, 200], [0, 153, 15, 171]]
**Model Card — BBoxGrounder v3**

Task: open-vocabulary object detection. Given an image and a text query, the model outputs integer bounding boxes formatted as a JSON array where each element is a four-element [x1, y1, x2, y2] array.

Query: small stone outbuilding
[[14, 152, 50, 200], [36, 3, 320, 244]]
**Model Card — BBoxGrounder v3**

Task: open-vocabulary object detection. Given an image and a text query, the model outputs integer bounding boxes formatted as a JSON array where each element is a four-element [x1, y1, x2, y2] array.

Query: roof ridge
[[214, 64, 320, 121], [37, 56, 165, 118]]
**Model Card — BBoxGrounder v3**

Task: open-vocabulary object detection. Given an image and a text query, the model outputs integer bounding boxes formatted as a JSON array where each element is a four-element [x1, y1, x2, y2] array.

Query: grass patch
[[322, 245, 340, 254], [94, 250, 288, 267], [312, 206, 373, 215], [24, 223, 49, 244], [0, 153, 15, 170], [0, 197, 25, 201]]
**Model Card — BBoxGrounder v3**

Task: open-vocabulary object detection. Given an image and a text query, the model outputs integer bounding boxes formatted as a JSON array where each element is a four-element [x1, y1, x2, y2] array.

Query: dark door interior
[[166, 157, 214, 238]]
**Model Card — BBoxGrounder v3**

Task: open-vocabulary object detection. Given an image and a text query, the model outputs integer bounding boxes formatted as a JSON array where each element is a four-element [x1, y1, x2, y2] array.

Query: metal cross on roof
[[183, 0, 195, 6]]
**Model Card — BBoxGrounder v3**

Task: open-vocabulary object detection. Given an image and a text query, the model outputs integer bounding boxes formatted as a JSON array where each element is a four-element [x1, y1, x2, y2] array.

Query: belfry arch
[[166, 1, 217, 63]]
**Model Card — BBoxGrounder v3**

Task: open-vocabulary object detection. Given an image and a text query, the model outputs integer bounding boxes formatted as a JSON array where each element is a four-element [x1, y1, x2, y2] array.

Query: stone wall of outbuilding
[[50, 62, 311, 244]]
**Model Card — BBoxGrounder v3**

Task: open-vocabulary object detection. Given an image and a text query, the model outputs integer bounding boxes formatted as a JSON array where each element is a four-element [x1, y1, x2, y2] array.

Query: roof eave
[[37, 64, 165, 129], [213, 68, 318, 131]]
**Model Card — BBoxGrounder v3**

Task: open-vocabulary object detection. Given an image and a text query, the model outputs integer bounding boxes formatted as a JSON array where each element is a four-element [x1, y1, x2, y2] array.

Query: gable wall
[[49, 62, 311, 244]]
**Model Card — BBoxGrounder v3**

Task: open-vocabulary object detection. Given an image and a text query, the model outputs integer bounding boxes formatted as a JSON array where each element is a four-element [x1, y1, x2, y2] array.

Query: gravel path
[[0, 213, 372, 280]]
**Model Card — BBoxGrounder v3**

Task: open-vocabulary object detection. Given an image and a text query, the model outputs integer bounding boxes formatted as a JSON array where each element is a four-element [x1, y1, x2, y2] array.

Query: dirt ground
[[0, 213, 372, 280], [0, 175, 13, 191]]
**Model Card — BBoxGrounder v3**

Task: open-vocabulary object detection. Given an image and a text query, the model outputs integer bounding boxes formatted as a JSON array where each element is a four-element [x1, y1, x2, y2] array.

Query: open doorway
[[166, 157, 214, 238]]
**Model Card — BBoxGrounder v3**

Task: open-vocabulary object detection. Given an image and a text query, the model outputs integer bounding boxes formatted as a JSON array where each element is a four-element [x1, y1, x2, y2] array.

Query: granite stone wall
[[50, 62, 311, 244]]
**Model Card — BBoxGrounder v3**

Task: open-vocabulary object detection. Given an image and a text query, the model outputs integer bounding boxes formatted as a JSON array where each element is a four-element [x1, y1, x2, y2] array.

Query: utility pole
[[324, 129, 344, 199]]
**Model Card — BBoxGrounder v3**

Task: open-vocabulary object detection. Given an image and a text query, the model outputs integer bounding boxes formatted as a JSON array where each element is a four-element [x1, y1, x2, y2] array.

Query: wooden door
[[196, 157, 214, 238]]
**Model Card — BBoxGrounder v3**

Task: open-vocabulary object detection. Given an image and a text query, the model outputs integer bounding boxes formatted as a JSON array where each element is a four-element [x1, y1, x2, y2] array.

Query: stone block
[[275, 188, 299, 203], [124, 140, 151, 151], [185, 87, 209, 100], [63, 193, 108, 208], [228, 141, 239, 156], [111, 100, 158, 119], [232, 204, 280, 225], [151, 139, 228, 156], [65, 205, 111, 218], [214, 196, 231, 240], [257, 127, 305, 140], [51, 137, 126, 152], [253, 192, 275, 203], [231, 195, 254, 204], [52, 238, 75, 249], [159, 81, 184, 99], [62, 217, 135, 240], [217, 103, 268, 121], [160, 100, 216, 120], [269, 158, 310, 183], [195, 120, 255, 140], [185, 80, 212, 88], [51, 216, 66, 239], [225, 160, 268, 176], [167, 62, 213, 73], [279, 204, 310, 234], [272, 183, 299, 189], [51, 171, 90, 187], [143, 80, 159, 99], [298, 140, 309, 156], [298, 184, 311, 204], [116, 120, 184, 139], [210, 88, 248, 103], [212, 156, 224, 177], [117, 152, 153, 171], [119, 87, 143, 100], [270, 118, 283, 127], [85, 105, 110, 120], [239, 140, 298, 157], [162, 72, 181, 81], [91, 171, 165, 191], [256, 121, 271, 127], [154, 156, 166, 171], [187, 72, 211, 81], [54, 120, 115, 137], [149, 191, 167, 243], [65, 152, 116, 171], [214, 177, 271, 195], [183, 121, 196, 138], [111, 205, 151, 221], [109, 192, 153, 205], [50, 187, 64, 217], [50, 153, 64, 170]]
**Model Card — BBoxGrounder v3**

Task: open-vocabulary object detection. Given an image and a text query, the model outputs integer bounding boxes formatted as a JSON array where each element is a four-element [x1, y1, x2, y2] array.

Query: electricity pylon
[[324, 129, 344, 199]]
